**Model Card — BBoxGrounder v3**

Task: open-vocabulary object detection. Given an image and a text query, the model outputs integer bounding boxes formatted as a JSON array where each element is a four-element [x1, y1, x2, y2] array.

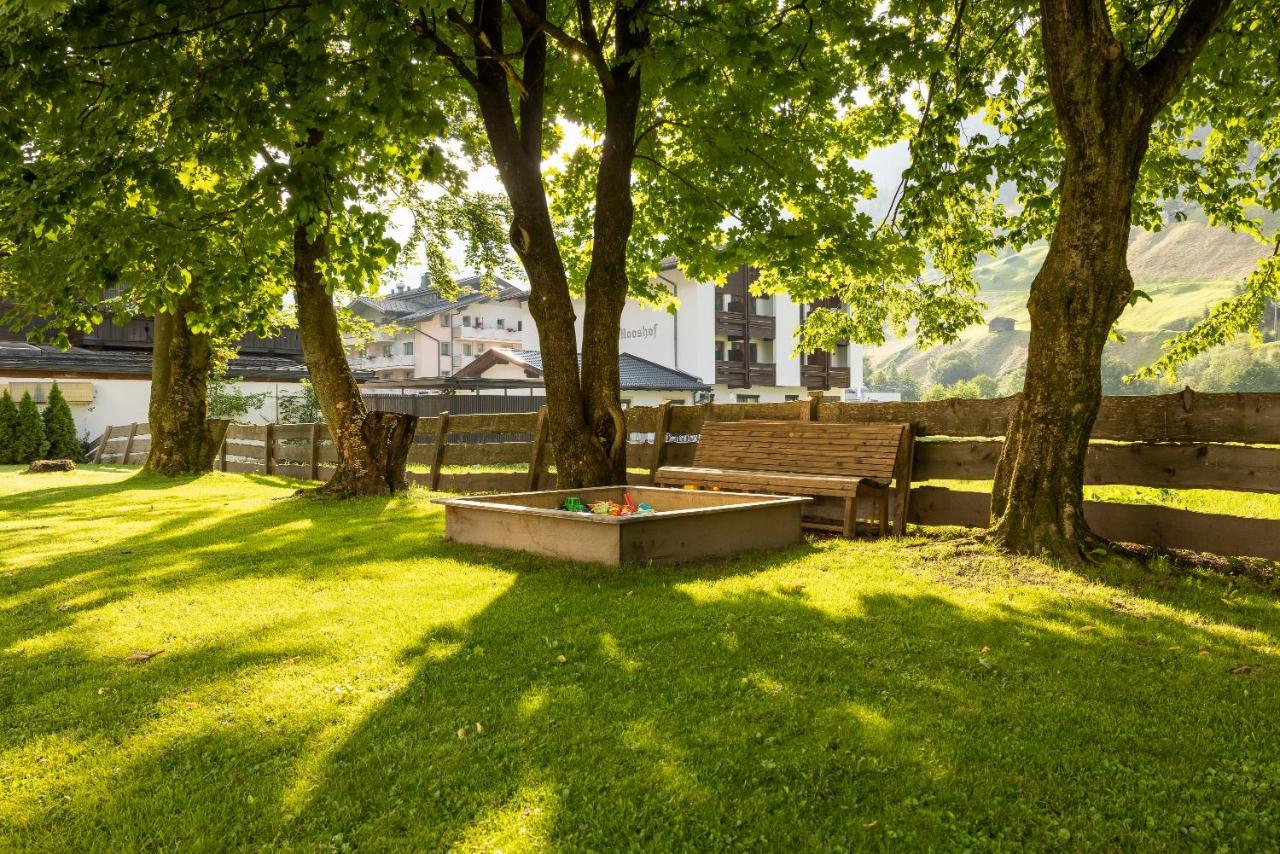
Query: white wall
[[0, 375, 312, 442], [774, 292, 802, 387]]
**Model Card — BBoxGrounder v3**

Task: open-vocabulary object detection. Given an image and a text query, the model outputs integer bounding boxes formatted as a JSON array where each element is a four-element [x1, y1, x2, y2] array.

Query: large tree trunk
[[144, 291, 226, 475], [448, 0, 646, 489], [293, 221, 416, 496], [988, 0, 1231, 559]]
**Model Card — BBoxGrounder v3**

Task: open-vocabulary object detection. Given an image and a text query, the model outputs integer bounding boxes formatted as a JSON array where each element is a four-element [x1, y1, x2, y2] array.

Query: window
[[381, 344, 393, 358], [462, 343, 473, 357], [715, 339, 726, 361], [6, 381, 93, 404], [402, 342, 414, 356], [784, 394, 800, 402], [516, 320, 523, 331], [736, 394, 760, 404], [463, 316, 472, 328], [496, 318, 505, 330], [439, 314, 448, 327], [620, 398, 633, 409], [439, 342, 450, 356]]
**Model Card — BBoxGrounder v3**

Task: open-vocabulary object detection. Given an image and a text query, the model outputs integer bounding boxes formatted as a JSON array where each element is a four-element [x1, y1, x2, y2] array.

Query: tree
[[15, 392, 47, 463], [1, 1, 505, 492], [928, 351, 978, 386], [411, 0, 901, 487], [0, 391, 17, 465], [42, 383, 81, 460], [798, 0, 1276, 559]]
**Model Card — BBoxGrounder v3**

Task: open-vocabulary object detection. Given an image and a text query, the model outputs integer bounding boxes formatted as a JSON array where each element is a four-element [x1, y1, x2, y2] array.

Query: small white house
[[0, 342, 324, 441]]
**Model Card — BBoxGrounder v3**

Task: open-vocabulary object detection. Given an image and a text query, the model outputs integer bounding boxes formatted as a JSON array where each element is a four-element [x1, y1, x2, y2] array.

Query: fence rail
[[88, 387, 1280, 562]]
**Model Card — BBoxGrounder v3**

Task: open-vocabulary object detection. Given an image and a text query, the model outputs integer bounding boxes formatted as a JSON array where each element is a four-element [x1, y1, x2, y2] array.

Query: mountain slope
[[872, 217, 1273, 380]]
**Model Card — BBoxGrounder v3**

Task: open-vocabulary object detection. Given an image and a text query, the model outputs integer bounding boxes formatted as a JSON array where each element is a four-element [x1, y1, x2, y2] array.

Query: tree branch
[[1139, 0, 1233, 114], [505, 0, 614, 87]]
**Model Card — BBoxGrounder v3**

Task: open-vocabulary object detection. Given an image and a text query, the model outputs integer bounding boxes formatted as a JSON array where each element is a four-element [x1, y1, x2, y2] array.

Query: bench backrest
[[691, 420, 909, 481]]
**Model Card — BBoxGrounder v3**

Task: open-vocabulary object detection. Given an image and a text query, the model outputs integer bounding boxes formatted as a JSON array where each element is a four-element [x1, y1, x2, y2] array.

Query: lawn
[[2, 466, 1279, 851]]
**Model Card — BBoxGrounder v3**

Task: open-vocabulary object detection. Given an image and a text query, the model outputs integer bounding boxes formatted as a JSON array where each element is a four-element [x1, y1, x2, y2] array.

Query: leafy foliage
[[207, 380, 270, 422], [41, 383, 81, 460], [278, 381, 323, 425], [0, 391, 17, 465], [14, 391, 47, 463]]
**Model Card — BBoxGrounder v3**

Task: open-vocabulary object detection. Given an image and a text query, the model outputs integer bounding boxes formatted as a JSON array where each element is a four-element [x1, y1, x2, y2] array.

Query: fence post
[[122, 422, 139, 465], [527, 406, 549, 491], [892, 425, 916, 535], [93, 426, 111, 464], [309, 422, 321, 480], [648, 400, 672, 481], [220, 433, 228, 472], [264, 423, 275, 474], [429, 412, 450, 491]]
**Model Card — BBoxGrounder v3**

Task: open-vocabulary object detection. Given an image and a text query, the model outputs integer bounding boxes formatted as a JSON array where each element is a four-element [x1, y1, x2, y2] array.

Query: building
[[345, 276, 538, 381], [574, 262, 863, 403], [0, 310, 325, 440], [356, 262, 866, 405], [453, 348, 709, 407]]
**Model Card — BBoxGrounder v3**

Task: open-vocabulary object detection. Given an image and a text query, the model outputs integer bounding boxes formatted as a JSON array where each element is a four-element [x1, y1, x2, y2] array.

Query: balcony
[[714, 292, 776, 340], [801, 362, 851, 391], [352, 352, 415, 371], [716, 360, 777, 388]]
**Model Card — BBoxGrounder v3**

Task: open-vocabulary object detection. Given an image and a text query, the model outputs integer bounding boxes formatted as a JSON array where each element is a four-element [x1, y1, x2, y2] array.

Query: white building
[[573, 262, 863, 403], [346, 276, 538, 381], [0, 341, 322, 441], [355, 263, 864, 404]]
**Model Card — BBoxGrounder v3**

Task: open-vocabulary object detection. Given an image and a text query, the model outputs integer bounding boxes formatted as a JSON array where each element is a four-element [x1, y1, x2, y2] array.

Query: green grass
[[3, 466, 1280, 850]]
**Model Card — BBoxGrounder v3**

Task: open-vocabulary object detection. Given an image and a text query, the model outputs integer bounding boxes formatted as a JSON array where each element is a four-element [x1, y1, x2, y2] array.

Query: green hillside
[[871, 216, 1273, 384]]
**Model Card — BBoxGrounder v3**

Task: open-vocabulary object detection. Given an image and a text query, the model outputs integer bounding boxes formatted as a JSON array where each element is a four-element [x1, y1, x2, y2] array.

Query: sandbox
[[434, 486, 810, 565]]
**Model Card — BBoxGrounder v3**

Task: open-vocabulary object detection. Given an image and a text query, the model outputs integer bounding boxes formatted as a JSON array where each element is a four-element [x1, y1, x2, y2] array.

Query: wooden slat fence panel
[[442, 442, 534, 466], [914, 440, 1280, 495], [908, 486, 1280, 561]]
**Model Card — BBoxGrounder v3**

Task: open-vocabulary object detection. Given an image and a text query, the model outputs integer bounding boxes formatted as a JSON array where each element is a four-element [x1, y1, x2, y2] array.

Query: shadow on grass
[[4, 474, 1280, 848]]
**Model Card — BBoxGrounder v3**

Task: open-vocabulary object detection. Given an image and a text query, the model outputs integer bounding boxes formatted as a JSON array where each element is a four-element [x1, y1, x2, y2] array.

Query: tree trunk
[[144, 291, 226, 475], [988, 0, 1230, 559], [447, 0, 646, 489], [293, 221, 417, 496]]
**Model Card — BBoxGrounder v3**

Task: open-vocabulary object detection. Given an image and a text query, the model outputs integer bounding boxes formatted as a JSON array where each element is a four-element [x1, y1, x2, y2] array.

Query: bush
[[278, 380, 323, 424], [0, 390, 17, 464], [15, 391, 48, 463], [42, 382, 81, 460], [208, 379, 270, 420]]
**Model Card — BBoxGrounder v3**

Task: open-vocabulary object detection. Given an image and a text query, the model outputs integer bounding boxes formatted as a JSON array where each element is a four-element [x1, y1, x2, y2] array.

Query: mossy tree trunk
[[293, 220, 417, 496], [988, 0, 1232, 560], [144, 291, 226, 475]]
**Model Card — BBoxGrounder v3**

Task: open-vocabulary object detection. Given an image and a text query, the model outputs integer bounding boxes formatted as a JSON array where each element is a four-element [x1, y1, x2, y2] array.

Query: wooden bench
[[655, 420, 914, 537]]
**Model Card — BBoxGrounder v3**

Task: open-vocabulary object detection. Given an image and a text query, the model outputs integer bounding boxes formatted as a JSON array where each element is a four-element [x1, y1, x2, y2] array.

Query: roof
[[349, 276, 528, 324], [0, 342, 373, 382], [456, 348, 710, 392]]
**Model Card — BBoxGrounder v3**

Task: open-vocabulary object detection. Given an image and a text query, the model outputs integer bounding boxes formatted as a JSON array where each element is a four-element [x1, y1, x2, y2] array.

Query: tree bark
[[988, 0, 1231, 559], [144, 291, 226, 475], [293, 220, 417, 496]]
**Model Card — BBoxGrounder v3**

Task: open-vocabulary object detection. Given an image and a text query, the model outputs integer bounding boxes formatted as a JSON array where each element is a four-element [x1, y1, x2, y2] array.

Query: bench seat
[[654, 466, 886, 498], [654, 420, 913, 538]]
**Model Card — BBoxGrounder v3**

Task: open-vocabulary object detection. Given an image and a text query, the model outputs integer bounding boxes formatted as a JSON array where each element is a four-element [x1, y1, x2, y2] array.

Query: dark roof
[[476, 349, 709, 392], [0, 342, 372, 381], [350, 276, 527, 323]]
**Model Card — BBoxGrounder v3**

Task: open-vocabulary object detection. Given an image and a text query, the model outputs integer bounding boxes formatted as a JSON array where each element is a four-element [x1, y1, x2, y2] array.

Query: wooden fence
[[90, 387, 1280, 561]]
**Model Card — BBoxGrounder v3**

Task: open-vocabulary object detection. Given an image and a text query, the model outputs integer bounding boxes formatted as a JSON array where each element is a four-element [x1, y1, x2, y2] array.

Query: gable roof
[[455, 348, 709, 392], [347, 276, 527, 324], [0, 342, 373, 382]]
